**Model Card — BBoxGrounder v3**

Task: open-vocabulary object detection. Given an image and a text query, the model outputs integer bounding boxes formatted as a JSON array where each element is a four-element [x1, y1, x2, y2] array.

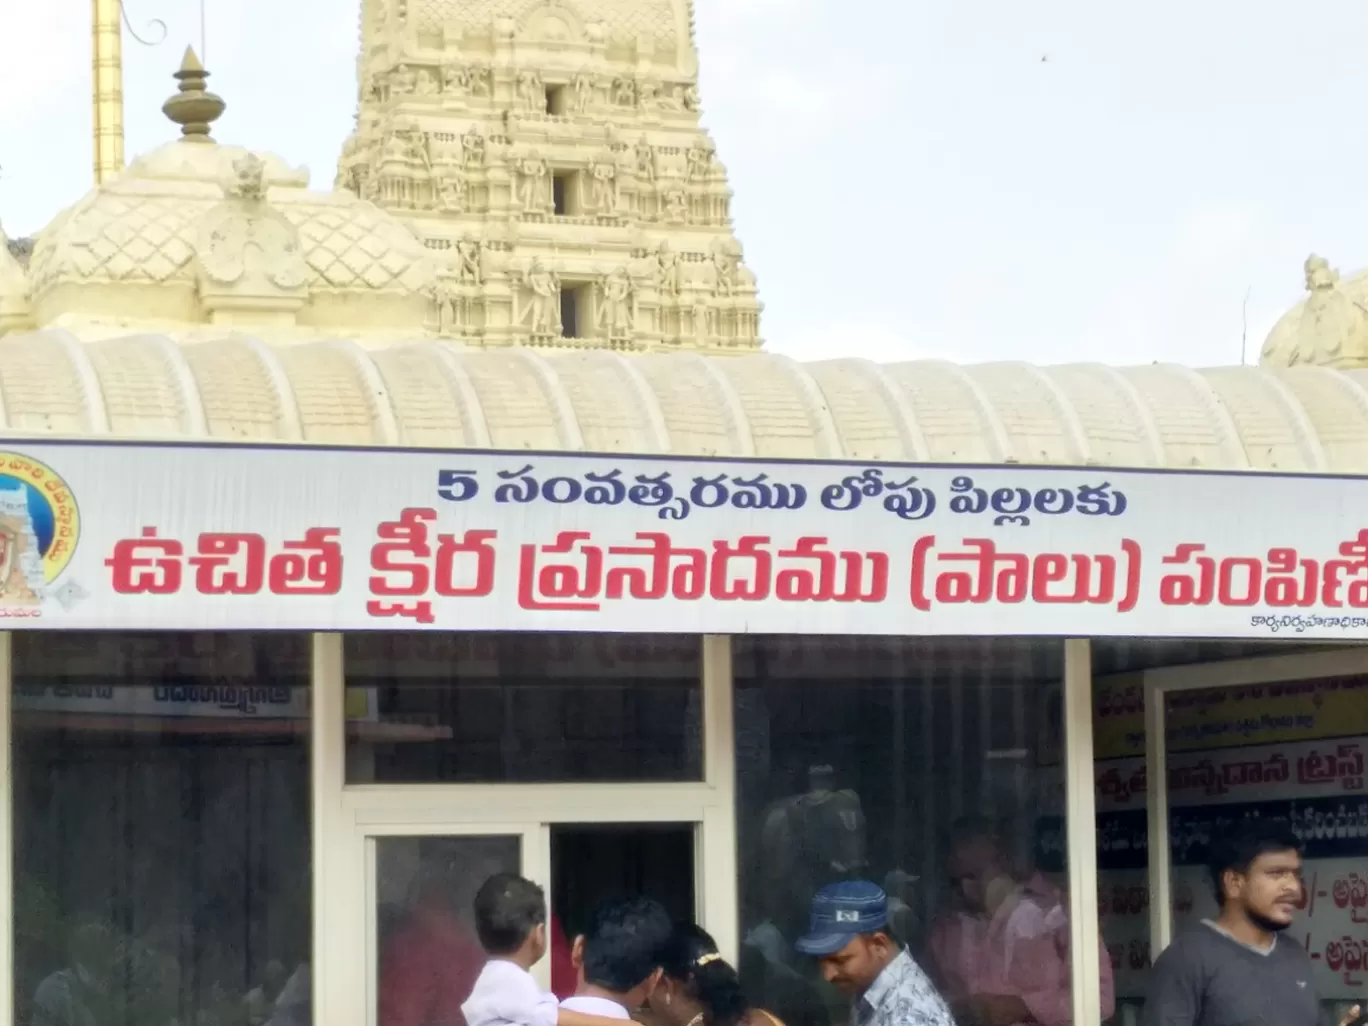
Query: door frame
[[310, 634, 738, 1026]]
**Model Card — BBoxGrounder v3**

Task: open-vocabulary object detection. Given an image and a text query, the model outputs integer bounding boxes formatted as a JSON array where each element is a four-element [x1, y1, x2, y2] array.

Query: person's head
[[1208, 819, 1304, 931], [574, 896, 672, 1006], [648, 924, 749, 1026], [794, 881, 901, 996], [947, 816, 1015, 915], [807, 765, 835, 793], [473, 873, 548, 961]]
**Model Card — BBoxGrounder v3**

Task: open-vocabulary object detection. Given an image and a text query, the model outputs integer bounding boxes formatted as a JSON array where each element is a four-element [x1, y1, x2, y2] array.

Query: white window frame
[[310, 634, 737, 1026], [1064, 638, 1104, 1026]]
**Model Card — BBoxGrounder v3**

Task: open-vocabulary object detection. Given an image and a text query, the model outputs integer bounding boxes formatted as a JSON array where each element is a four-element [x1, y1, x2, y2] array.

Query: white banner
[[6, 441, 1368, 634]]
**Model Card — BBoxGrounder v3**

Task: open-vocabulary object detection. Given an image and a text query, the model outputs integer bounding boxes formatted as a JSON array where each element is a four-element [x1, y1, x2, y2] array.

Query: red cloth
[[380, 912, 487, 1026], [550, 913, 575, 1000]]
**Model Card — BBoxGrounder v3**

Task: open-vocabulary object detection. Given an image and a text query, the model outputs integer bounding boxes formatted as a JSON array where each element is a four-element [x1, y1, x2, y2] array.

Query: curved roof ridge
[[2, 330, 1366, 472]]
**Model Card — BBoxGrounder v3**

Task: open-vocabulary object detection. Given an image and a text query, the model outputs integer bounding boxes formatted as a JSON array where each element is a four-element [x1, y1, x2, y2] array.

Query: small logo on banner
[[0, 451, 84, 617]]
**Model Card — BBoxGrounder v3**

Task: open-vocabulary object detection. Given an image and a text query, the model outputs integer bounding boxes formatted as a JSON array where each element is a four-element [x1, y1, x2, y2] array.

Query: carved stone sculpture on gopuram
[[1262, 254, 1368, 369], [335, 0, 763, 351]]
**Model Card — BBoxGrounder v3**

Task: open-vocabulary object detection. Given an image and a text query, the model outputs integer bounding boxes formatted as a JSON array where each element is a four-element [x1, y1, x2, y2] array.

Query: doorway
[[366, 821, 700, 1022], [551, 823, 696, 937], [545, 823, 695, 1001]]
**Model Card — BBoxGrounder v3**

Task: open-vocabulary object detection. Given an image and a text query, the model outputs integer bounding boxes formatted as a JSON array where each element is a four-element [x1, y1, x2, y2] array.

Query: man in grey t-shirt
[[1143, 819, 1360, 1026]]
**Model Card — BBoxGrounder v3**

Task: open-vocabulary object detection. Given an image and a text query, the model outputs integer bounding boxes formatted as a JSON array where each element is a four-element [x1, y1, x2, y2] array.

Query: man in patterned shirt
[[796, 881, 956, 1026]]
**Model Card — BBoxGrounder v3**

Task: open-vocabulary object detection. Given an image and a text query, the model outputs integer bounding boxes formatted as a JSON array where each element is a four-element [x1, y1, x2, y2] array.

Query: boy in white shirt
[[462, 874, 622, 1026]]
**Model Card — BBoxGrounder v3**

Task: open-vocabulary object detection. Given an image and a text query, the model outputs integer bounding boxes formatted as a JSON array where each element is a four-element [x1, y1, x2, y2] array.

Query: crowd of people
[[447, 816, 1368, 1026], [456, 873, 956, 1026], [364, 812, 1108, 1026], [25, 815, 1099, 1026], [30, 814, 1365, 1026], [363, 814, 1368, 1026]]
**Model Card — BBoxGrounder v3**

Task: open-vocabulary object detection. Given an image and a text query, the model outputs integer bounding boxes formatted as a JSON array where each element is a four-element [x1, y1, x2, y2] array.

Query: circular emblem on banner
[[0, 453, 80, 602]]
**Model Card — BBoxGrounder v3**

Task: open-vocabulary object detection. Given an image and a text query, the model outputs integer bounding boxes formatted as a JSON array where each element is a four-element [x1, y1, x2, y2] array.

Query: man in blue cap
[[795, 881, 955, 1026]]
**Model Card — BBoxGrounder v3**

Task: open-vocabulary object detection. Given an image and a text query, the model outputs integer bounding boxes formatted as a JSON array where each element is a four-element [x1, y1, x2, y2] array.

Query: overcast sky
[[2, 0, 1365, 368]]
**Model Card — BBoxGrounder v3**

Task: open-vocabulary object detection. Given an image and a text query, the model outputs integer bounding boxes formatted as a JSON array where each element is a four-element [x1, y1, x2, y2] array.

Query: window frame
[[310, 634, 737, 1026]]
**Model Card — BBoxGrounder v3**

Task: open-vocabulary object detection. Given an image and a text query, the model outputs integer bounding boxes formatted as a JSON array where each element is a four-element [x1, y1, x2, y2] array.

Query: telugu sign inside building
[[5, 441, 1368, 634], [1095, 676, 1368, 760], [1090, 670, 1368, 1001], [1093, 735, 1368, 1000]]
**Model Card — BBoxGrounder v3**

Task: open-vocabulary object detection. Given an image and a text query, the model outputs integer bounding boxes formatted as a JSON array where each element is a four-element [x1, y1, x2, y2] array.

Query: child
[[462, 873, 625, 1026]]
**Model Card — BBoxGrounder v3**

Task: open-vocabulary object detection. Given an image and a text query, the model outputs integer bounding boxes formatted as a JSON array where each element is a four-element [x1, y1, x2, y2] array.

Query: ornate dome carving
[[27, 140, 437, 327], [24, 50, 437, 335]]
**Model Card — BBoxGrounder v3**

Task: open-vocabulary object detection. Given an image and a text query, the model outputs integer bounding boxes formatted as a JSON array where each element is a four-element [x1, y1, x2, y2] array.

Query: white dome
[[26, 139, 438, 330]]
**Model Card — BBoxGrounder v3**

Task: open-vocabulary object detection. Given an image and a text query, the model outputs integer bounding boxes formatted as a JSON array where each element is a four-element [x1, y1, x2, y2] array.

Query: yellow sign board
[[1094, 674, 1368, 760]]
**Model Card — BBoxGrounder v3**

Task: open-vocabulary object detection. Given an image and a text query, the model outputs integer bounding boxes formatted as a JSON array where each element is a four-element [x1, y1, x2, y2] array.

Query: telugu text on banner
[[5, 442, 1368, 634]]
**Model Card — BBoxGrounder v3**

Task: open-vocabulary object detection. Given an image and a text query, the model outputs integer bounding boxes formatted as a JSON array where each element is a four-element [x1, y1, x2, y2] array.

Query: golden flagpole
[[91, 0, 124, 184], [91, 0, 169, 185]]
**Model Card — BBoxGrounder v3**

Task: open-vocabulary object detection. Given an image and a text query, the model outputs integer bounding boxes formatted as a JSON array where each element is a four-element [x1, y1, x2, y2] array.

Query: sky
[[3, 0, 1368, 368]]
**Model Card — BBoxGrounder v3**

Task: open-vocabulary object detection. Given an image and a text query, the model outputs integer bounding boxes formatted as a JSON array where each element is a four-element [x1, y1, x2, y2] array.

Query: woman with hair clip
[[648, 924, 786, 1026]]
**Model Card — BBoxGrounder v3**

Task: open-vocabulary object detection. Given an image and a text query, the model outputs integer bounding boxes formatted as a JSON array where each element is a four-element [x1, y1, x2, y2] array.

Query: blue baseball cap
[[795, 880, 889, 956]]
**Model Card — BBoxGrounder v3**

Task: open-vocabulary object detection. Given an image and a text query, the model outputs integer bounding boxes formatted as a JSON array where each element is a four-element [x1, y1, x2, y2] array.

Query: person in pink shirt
[[379, 872, 487, 1026], [927, 819, 1115, 1026]]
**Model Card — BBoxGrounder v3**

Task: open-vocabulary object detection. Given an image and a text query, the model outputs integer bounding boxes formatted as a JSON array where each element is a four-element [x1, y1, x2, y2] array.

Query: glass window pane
[[734, 636, 1091, 1026], [12, 631, 312, 1026], [345, 633, 702, 784], [1092, 638, 1362, 1026], [376, 835, 520, 1026]]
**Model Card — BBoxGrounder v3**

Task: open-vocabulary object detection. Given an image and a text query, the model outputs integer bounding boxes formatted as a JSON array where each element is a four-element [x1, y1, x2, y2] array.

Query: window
[[12, 632, 312, 1026], [1089, 639, 1352, 1026], [344, 633, 702, 783], [560, 284, 582, 338], [552, 172, 571, 215], [734, 636, 1100, 1026], [546, 85, 567, 115]]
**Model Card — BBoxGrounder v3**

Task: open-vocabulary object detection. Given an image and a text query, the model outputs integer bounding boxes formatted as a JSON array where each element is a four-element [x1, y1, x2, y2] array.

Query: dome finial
[[161, 46, 225, 143]]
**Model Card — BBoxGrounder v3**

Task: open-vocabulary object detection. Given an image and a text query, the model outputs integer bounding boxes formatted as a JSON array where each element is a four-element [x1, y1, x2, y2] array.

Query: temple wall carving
[[337, 0, 761, 353]]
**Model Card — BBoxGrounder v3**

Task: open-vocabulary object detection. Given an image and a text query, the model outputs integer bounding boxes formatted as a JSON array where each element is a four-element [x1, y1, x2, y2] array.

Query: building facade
[[1, 4, 1367, 1026]]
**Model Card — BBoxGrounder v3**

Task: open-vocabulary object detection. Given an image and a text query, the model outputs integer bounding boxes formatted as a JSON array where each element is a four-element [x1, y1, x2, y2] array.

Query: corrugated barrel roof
[[1, 329, 1365, 471]]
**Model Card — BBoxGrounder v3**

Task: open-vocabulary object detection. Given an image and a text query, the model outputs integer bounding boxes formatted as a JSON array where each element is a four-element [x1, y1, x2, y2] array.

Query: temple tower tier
[[336, 0, 762, 352]]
